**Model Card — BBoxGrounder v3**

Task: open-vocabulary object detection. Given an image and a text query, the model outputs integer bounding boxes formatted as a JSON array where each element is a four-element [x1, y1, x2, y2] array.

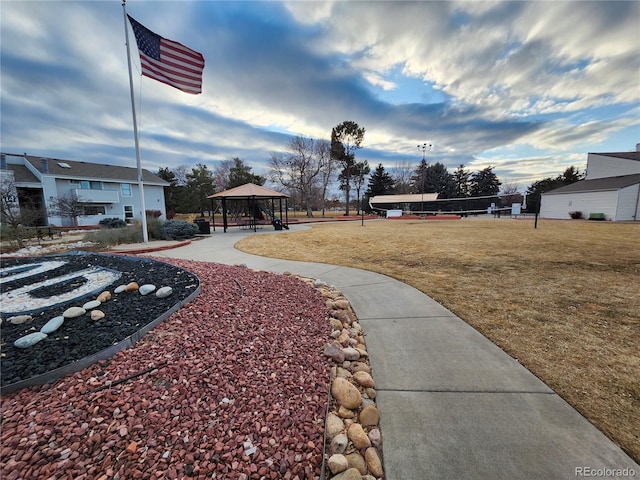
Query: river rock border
[[293, 274, 384, 480]]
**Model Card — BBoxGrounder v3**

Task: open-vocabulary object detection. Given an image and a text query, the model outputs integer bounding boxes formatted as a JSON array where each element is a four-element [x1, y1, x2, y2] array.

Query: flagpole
[[122, 0, 149, 243]]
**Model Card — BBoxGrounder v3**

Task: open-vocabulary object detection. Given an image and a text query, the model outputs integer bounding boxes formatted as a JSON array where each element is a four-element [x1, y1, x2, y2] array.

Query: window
[[124, 205, 134, 222], [121, 183, 132, 197], [83, 205, 106, 215], [76, 180, 102, 190]]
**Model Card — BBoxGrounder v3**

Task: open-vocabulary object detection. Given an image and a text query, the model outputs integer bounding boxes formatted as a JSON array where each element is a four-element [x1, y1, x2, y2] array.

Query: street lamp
[[417, 143, 432, 213]]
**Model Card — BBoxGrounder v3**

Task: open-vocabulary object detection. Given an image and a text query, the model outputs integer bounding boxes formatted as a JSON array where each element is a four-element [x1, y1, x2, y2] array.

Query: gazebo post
[[210, 198, 215, 232], [222, 197, 228, 233], [252, 196, 257, 232]]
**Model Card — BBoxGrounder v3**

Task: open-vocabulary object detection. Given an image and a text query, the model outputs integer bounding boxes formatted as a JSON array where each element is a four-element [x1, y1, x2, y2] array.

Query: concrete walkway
[[136, 226, 638, 480]]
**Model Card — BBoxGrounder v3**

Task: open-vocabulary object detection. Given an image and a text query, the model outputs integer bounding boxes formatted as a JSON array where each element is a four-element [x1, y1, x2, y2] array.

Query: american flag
[[127, 15, 204, 95]]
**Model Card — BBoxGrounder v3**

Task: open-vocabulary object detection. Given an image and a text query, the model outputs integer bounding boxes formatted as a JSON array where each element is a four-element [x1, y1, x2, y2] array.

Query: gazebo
[[207, 183, 290, 232]]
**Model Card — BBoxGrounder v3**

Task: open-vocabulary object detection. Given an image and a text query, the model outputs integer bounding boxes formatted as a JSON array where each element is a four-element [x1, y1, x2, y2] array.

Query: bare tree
[[500, 181, 523, 206], [173, 165, 189, 186], [213, 159, 233, 192], [390, 160, 413, 194], [48, 193, 86, 227], [316, 139, 335, 216], [270, 136, 327, 217], [1, 175, 44, 248]]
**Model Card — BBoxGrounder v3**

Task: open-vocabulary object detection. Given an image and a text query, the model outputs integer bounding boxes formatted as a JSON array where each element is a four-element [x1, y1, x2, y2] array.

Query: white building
[[1, 153, 168, 227], [540, 148, 640, 221]]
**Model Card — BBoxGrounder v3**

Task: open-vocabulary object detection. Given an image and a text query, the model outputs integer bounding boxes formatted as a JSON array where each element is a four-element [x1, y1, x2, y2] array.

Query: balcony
[[73, 188, 119, 203]]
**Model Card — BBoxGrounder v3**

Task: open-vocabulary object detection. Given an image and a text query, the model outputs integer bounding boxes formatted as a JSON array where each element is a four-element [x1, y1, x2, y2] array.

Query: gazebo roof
[[208, 183, 289, 200]]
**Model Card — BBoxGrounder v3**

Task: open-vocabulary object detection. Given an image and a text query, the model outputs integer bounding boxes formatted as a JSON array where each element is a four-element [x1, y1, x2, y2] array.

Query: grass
[[236, 217, 640, 461]]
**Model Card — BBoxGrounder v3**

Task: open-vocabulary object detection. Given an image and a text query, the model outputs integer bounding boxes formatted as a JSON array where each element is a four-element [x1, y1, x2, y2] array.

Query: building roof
[[7, 164, 40, 184], [542, 174, 640, 195], [208, 183, 289, 199], [22, 155, 168, 185], [589, 151, 640, 162], [370, 193, 439, 204]]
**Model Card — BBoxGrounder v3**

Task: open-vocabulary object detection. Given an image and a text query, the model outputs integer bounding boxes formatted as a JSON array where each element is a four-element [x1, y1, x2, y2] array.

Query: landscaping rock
[[62, 306, 85, 318], [331, 377, 362, 409], [40, 316, 64, 334], [14, 332, 47, 348]]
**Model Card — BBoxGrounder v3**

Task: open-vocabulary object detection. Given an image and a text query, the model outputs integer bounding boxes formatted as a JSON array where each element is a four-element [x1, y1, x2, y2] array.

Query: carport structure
[[208, 183, 290, 232]]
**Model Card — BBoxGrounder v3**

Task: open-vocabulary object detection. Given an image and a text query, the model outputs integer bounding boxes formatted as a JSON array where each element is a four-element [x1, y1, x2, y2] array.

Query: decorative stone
[[40, 316, 64, 334], [63, 306, 86, 318], [368, 428, 382, 448], [330, 433, 348, 455], [337, 406, 355, 419], [331, 377, 362, 409], [8, 315, 33, 325], [326, 413, 345, 439], [90, 310, 105, 321], [365, 447, 384, 477], [351, 362, 370, 374], [82, 300, 101, 310], [14, 332, 47, 348], [124, 282, 139, 292], [342, 347, 360, 361], [347, 423, 371, 449], [155, 286, 173, 298], [329, 318, 343, 330], [353, 371, 375, 388], [359, 405, 380, 427], [139, 284, 156, 296], [114, 285, 127, 294], [334, 299, 350, 310], [324, 343, 346, 363], [96, 291, 111, 303], [355, 347, 368, 359], [327, 454, 349, 474], [344, 452, 367, 475], [330, 468, 362, 480]]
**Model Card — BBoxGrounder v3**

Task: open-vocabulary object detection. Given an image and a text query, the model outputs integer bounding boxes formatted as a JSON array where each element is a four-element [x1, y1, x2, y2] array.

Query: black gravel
[[0, 252, 199, 388]]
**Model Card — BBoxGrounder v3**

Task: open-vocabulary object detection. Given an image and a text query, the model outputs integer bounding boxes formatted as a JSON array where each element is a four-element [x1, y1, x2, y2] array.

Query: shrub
[[166, 210, 176, 220], [146, 217, 163, 240], [569, 211, 583, 219], [84, 224, 142, 246], [99, 217, 127, 229], [145, 209, 162, 218], [161, 220, 199, 240]]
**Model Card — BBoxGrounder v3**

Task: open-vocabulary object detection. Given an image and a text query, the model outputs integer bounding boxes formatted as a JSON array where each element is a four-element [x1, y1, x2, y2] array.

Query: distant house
[[540, 148, 640, 221], [1, 153, 168, 227]]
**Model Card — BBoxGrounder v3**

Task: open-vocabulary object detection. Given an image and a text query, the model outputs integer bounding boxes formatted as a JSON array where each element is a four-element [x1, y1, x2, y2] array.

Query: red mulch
[[0, 259, 331, 480]]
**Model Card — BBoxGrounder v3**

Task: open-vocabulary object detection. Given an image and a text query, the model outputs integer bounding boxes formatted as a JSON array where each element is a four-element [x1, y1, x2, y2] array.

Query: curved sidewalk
[[144, 226, 638, 480]]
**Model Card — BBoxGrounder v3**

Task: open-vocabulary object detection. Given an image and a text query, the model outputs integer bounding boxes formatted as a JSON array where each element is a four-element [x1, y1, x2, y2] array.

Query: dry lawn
[[236, 218, 640, 461]]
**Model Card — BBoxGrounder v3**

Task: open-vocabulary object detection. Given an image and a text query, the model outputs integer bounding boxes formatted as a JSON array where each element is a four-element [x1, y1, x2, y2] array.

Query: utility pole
[[417, 143, 432, 213]]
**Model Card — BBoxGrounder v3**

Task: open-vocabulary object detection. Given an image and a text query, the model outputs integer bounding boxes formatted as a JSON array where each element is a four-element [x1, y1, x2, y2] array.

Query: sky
[[1, 0, 639, 193]]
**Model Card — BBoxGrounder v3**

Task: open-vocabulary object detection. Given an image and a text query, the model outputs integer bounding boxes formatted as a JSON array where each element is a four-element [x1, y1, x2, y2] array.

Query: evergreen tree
[[411, 161, 455, 198], [469, 166, 501, 196], [157, 167, 178, 215], [183, 164, 215, 214], [364, 163, 395, 212], [452, 164, 471, 197], [331, 121, 365, 215], [228, 157, 265, 188], [526, 165, 584, 212]]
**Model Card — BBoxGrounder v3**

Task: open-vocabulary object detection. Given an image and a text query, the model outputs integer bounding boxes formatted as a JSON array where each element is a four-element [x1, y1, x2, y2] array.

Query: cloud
[[1, 0, 638, 189]]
